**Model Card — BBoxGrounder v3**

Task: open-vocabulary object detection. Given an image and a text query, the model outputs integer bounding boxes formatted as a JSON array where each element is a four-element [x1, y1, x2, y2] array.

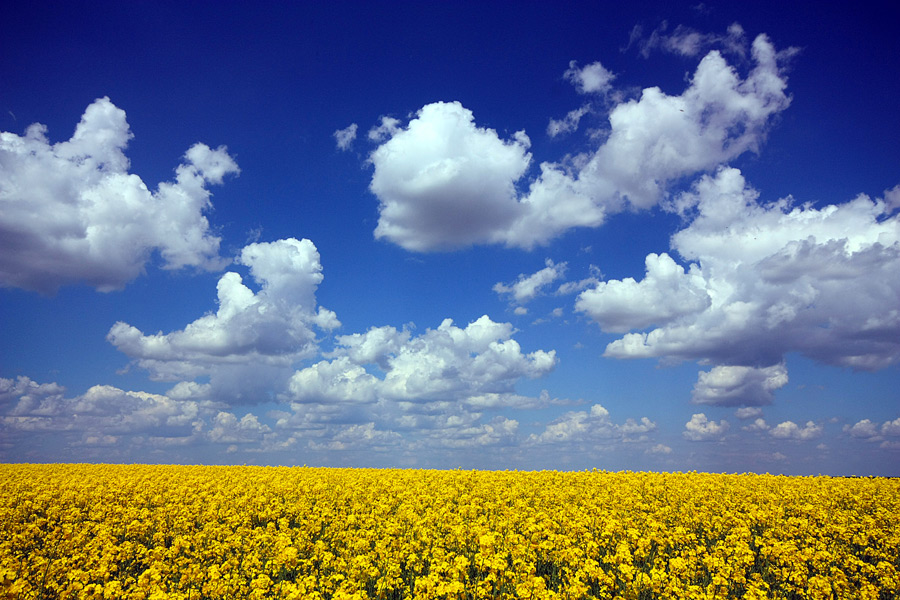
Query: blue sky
[[2, 1, 898, 475]]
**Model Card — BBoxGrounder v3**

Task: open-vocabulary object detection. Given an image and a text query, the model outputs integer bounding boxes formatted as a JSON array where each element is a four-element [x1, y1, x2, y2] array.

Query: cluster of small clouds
[[739, 417, 824, 441], [495, 164, 898, 407], [0, 97, 236, 294], [528, 404, 657, 447], [0, 375, 664, 464], [0, 376, 205, 456], [844, 418, 900, 449], [683, 414, 832, 451], [286, 315, 557, 409]]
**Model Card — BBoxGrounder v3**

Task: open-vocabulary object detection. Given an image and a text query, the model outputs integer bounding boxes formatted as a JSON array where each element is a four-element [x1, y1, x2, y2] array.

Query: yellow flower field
[[1, 465, 898, 600]]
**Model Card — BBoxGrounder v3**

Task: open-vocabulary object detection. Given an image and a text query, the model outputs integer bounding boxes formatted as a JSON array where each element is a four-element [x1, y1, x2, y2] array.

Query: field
[[1, 465, 898, 599]]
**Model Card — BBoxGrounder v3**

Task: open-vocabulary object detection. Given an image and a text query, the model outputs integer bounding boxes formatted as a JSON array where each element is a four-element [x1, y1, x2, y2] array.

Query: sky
[[1, 1, 898, 475]]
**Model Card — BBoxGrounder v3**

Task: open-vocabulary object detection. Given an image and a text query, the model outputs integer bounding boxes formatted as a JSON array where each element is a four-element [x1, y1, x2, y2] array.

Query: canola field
[[1, 464, 898, 600]]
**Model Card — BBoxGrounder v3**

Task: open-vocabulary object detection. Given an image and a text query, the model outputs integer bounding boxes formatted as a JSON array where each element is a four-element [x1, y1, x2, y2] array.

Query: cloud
[[683, 413, 729, 441], [528, 404, 656, 445], [691, 364, 788, 407], [0, 97, 237, 293], [421, 415, 519, 449], [743, 418, 769, 432], [630, 22, 748, 59], [368, 101, 532, 251], [547, 105, 591, 137], [494, 259, 567, 305], [286, 315, 556, 406], [307, 422, 402, 451], [1, 375, 65, 411], [108, 238, 339, 382], [735, 406, 763, 419], [365, 33, 791, 252], [575, 253, 710, 333], [882, 418, 900, 436], [555, 266, 602, 295], [770, 420, 823, 440], [601, 168, 900, 373], [845, 419, 881, 440], [208, 411, 271, 444], [0, 377, 202, 444], [367, 116, 403, 142], [333, 123, 358, 150], [564, 60, 616, 94], [844, 417, 900, 442]]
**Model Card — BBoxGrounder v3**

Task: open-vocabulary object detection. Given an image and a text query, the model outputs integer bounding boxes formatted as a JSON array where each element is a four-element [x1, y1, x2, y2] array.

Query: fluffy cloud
[[333, 123, 358, 150], [307, 422, 402, 451], [286, 315, 556, 406], [743, 418, 770, 432], [528, 404, 656, 445], [207, 411, 271, 444], [770, 420, 823, 441], [735, 407, 763, 419], [493, 259, 567, 305], [601, 168, 900, 374], [366, 33, 791, 251], [0, 375, 65, 410], [108, 238, 339, 382], [369, 101, 532, 251], [0, 97, 236, 293], [564, 60, 615, 95], [845, 419, 880, 439], [0, 377, 202, 443], [844, 418, 900, 443], [882, 418, 900, 437], [683, 413, 729, 441], [691, 364, 788, 407], [576, 253, 709, 333], [420, 415, 519, 449]]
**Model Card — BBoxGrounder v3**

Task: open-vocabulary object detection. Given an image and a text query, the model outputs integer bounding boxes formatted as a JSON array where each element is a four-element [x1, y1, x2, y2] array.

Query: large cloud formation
[[367, 34, 792, 251], [108, 238, 340, 382], [580, 167, 900, 403], [0, 97, 237, 293]]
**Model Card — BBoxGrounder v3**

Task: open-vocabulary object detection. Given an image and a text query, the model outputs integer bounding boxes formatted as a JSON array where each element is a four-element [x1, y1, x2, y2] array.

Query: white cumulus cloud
[[691, 364, 788, 407], [683, 413, 730, 441], [108, 238, 339, 382], [564, 60, 616, 94], [576, 253, 710, 333], [770, 420, 823, 440], [286, 315, 556, 407], [844, 419, 881, 439], [0, 97, 237, 293], [494, 259, 567, 306], [333, 123, 358, 150], [528, 404, 657, 445], [369, 101, 532, 251], [735, 406, 764, 419], [0, 377, 203, 447], [602, 168, 900, 374], [365, 33, 792, 252]]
